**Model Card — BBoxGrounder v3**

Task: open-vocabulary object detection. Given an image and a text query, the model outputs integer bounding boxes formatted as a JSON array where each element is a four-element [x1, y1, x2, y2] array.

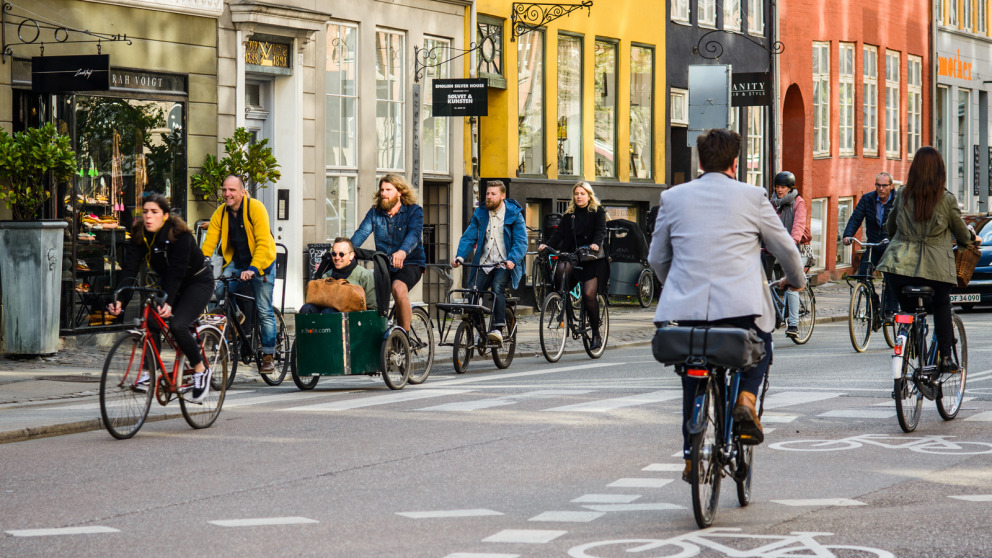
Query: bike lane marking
[[965, 411, 992, 421], [571, 494, 641, 503], [443, 553, 519, 558], [607, 478, 673, 488], [5, 526, 119, 537], [770, 498, 866, 506], [529, 511, 604, 522], [818, 409, 895, 418], [482, 529, 568, 543]]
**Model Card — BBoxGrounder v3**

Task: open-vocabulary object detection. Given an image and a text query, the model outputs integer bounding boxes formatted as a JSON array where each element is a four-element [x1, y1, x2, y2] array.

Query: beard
[[378, 195, 399, 211], [485, 198, 502, 211]]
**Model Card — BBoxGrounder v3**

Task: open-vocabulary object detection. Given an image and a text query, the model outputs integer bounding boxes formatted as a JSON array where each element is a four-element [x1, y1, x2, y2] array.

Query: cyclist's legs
[[581, 277, 600, 330], [248, 263, 277, 354], [167, 278, 214, 369], [887, 273, 954, 356], [474, 268, 510, 329], [785, 289, 800, 327], [390, 264, 423, 331]]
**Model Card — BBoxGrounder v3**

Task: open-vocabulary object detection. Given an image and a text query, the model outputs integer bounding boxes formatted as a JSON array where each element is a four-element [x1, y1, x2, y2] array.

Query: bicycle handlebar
[[455, 261, 508, 269], [850, 238, 889, 248]]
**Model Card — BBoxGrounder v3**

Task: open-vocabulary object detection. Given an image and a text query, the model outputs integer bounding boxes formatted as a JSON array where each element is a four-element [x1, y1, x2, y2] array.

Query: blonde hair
[[565, 181, 601, 214], [374, 173, 418, 210]]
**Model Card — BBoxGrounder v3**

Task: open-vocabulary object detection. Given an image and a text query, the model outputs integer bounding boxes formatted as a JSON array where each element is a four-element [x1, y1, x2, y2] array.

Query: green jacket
[[319, 264, 377, 310], [876, 190, 973, 285]]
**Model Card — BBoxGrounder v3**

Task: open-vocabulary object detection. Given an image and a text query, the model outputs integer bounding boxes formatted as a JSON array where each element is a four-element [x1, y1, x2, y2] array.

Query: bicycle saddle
[[901, 286, 934, 297]]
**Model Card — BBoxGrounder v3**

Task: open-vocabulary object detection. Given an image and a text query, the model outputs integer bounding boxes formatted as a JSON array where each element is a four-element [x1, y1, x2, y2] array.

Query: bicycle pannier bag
[[955, 243, 982, 288], [652, 326, 766, 370], [305, 278, 366, 312]]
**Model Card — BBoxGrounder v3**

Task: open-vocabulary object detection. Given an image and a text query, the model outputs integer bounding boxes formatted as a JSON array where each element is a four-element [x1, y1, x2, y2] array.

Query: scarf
[[330, 258, 359, 280], [770, 189, 799, 232]]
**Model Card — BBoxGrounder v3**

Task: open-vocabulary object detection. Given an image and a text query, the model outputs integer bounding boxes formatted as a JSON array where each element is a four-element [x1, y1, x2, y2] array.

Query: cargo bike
[[289, 249, 435, 390]]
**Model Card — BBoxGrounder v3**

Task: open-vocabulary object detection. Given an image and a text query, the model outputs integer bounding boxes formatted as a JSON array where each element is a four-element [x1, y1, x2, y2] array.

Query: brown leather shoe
[[260, 354, 276, 373], [682, 459, 692, 484], [732, 391, 764, 445]]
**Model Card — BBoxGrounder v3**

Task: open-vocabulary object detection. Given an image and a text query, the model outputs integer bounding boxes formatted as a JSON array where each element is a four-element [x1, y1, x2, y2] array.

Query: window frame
[[670, 88, 689, 126], [907, 55, 922, 160], [745, 106, 765, 187], [810, 197, 828, 271], [963, 0, 973, 30], [885, 49, 901, 160], [863, 45, 878, 157], [838, 42, 855, 157], [557, 32, 583, 178], [375, 28, 406, 172], [836, 196, 854, 268], [747, 0, 764, 35], [629, 43, 654, 181], [517, 27, 546, 177], [324, 173, 358, 240], [979, 0, 987, 33], [671, 0, 690, 23], [723, 0, 742, 32], [812, 41, 831, 158], [477, 15, 506, 89], [949, 0, 959, 27], [698, 0, 717, 27], [325, 21, 359, 171], [594, 37, 619, 180]]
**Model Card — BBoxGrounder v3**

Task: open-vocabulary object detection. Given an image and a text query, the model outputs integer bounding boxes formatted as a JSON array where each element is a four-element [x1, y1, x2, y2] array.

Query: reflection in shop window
[[557, 33, 582, 177], [325, 174, 357, 239], [517, 29, 545, 176], [376, 29, 405, 171], [630, 44, 653, 180], [810, 198, 827, 270], [594, 40, 617, 179]]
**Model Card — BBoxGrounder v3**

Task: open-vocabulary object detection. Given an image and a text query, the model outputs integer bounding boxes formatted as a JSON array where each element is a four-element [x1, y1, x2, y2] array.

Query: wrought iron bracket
[[693, 29, 783, 60], [511, 1, 592, 42], [1, 1, 131, 63], [414, 43, 478, 83]]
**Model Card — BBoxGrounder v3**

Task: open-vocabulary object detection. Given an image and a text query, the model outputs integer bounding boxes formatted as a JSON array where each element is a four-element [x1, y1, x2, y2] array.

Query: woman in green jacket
[[877, 146, 977, 373]]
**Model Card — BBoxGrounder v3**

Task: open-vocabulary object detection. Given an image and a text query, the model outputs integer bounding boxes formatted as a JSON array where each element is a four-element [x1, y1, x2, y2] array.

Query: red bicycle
[[99, 286, 229, 439]]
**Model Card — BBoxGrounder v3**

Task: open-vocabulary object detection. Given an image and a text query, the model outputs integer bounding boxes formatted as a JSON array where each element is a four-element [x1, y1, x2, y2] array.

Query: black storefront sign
[[988, 147, 992, 196], [731, 72, 771, 107], [32, 55, 110, 93], [432, 78, 488, 117], [975, 145, 981, 197]]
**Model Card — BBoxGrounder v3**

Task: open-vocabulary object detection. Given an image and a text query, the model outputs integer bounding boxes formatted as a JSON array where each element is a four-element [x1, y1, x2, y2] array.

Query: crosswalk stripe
[[543, 390, 681, 412], [208, 517, 318, 527], [6, 526, 119, 536], [965, 411, 992, 421], [282, 389, 473, 412], [416, 390, 592, 411], [223, 391, 331, 408], [763, 391, 845, 409]]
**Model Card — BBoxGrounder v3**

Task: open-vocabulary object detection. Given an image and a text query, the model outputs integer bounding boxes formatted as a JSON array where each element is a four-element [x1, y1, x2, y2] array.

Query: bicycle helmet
[[774, 171, 796, 188]]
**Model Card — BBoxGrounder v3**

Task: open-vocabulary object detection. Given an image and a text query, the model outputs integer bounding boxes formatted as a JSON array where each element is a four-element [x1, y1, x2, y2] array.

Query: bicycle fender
[[687, 391, 708, 435]]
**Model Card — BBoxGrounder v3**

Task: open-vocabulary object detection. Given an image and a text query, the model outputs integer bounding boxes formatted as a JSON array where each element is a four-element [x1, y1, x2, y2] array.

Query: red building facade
[[778, 1, 931, 279]]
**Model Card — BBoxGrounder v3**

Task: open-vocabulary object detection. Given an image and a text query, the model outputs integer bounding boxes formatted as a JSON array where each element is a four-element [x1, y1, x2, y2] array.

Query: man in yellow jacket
[[202, 175, 279, 373]]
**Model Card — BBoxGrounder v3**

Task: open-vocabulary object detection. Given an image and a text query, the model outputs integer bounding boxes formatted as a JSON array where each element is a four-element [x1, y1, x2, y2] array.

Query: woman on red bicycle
[[107, 194, 215, 401]]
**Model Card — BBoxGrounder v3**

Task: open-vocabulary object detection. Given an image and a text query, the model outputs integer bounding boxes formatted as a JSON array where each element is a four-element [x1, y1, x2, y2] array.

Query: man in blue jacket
[[452, 180, 528, 344], [842, 172, 898, 317]]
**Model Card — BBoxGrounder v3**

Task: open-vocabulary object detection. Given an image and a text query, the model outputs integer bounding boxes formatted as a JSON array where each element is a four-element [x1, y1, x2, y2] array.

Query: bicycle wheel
[[180, 327, 228, 429], [735, 443, 753, 507], [381, 328, 411, 390], [848, 282, 872, 352], [453, 320, 474, 374], [289, 339, 319, 390], [407, 306, 435, 384], [531, 258, 546, 310], [100, 333, 156, 440], [260, 309, 290, 386], [637, 268, 655, 308], [793, 287, 815, 345], [540, 292, 568, 363], [583, 294, 609, 359], [493, 306, 517, 369], [895, 328, 924, 432], [937, 314, 968, 420], [690, 380, 722, 528]]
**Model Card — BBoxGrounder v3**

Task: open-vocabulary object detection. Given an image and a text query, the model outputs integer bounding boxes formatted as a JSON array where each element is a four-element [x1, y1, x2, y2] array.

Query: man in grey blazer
[[648, 128, 806, 480]]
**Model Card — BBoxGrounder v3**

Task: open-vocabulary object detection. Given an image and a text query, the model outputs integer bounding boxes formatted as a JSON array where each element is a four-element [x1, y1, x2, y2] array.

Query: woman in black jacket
[[539, 181, 609, 350], [107, 194, 215, 401]]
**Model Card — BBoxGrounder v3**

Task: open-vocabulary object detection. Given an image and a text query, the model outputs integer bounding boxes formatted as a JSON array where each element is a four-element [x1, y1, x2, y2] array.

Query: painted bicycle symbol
[[768, 433, 992, 455], [568, 527, 894, 557]]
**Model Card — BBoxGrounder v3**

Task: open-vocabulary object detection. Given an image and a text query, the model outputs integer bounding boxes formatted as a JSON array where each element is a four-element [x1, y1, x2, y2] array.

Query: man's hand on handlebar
[[239, 269, 256, 281], [842, 236, 853, 246], [773, 277, 805, 292], [106, 301, 123, 316], [451, 257, 462, 268]]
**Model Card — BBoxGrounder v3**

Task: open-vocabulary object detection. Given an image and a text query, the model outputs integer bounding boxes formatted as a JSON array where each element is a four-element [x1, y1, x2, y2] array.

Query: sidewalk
[[0, 281, 853, 443]]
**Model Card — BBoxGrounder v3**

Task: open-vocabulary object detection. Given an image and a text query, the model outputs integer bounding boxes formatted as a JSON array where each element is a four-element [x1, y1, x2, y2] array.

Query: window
[[671, 0, 689, 23], [670, 88, 688, 126], [557, 34, 582, 177], [885, 49, 900, 159], [699, 0, 716, 27], [810, 198, 828, 270], [375, 29, 404, 171], [839, 43, 855, 156], [422, 36, 450, 174], [907, 55, 922, 158], [963, 0, 973, 30], [949, 0, 959, 26], [594, 39, 618, 178], [957, 89, 971, 204], [477, 17, 505, 88], [745, 106, 765, 186], [936, 85, 949, 158], [724, 0, 741, 31], [325, 175, 357, 239], [326, 23, 358, 169], [517, 29, 545, 176], [979, 0, 987, 33], [629, 44, 654, 180], [863, 46, 878, 156], [836, 197, 854, 267], [812, 41, 830, 156], [939, 0, 946, 24], [748, 0, 764, 34]]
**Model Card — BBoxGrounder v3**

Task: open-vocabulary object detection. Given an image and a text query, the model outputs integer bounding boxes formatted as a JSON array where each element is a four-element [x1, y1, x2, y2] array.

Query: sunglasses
[[331, 251, 351, 258]]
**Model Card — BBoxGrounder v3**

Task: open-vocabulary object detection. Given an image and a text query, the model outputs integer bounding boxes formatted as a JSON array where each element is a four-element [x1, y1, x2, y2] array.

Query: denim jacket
[[351, 203, 426, 269]]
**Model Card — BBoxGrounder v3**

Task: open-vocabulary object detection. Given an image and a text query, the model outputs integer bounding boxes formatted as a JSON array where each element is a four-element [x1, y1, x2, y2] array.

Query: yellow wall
[[464, 0, 666, 183]]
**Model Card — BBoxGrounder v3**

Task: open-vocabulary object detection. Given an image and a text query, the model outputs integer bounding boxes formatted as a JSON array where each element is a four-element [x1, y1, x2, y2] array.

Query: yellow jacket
[[201, 196, 277, 276]]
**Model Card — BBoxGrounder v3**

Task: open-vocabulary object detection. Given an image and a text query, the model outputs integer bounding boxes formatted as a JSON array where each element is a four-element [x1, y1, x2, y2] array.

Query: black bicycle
[[847, 238, 896, 352], [891, 286, 967, 432], [538, 248, 609, 362]]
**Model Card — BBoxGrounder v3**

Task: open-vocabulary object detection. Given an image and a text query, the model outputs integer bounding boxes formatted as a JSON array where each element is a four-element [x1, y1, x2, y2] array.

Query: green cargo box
[[295, 311, 389, 376]]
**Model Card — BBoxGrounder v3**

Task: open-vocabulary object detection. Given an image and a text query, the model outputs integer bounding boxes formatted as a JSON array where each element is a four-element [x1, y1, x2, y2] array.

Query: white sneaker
[[134, 371, 151, 392], [487, 329, 504, 344], [188, 368, 212, 403]]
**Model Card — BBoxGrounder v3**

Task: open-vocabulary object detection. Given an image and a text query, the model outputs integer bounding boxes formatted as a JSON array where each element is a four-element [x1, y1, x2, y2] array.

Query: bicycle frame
[[688, 366, 743, 466], [215, 278, 255, 354], [127, 291, 201, 398], [437, 262, 515, 348], [546, 250, 592, 338]]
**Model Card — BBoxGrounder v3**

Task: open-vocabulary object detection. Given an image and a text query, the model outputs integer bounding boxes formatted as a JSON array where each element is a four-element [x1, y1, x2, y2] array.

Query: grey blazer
[[648, 171, 807, 332]]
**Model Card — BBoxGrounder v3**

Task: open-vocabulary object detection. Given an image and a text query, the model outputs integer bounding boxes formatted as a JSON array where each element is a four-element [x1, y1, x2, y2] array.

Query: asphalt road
[[2, 314, 992, 557]]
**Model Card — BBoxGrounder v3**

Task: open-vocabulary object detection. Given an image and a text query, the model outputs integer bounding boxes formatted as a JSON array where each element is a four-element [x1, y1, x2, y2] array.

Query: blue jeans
[[473, 267, 510, 329], [219, 262, 277, 354], [785, 289, 800, 328]]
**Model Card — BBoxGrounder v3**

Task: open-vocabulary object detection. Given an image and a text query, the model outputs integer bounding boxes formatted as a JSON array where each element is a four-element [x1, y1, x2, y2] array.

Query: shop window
[[594, 39, 618, 179], [956, 89, 971, 206], [376, 29, 405, 171], [557, 33, 582, 177], [326, 22, 358, 169], [936, 85, 949, 159], [630, 44, 654, 180], [863, 45, 878, 157], [838, 43, 855, 156], [517, 29, 545, 176], [810, 198, 827, 270], [325, 174, 357, 240], [699, 0, 716, 27], [836, 197, 853, 268], [422, 36, 450, 175]]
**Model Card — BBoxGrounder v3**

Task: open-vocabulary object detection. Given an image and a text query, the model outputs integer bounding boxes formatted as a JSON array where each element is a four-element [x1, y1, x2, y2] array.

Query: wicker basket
[[955, 243, 982, 288]]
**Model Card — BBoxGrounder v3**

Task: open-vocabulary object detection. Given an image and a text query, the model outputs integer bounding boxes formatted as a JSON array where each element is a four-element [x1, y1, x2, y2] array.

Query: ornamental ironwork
[[1, 2, 131, 63], [511, 1, 592, 42]]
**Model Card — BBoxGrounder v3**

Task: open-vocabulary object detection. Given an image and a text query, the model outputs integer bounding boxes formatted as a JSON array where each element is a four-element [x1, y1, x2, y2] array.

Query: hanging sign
[[731, 72, 771, 107], [32, 55, 110, 93], [432, 78, 488, 117]]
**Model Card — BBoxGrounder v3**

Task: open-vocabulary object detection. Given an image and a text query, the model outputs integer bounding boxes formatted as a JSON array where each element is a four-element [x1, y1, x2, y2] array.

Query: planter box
[[0, 221, 69, 355]]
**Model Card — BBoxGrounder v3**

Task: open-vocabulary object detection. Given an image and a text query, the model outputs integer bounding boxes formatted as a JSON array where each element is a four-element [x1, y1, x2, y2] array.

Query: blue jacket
[[456, 199, 528, 288], [843, 190, 896, 244], [352, 203, 426, 269]]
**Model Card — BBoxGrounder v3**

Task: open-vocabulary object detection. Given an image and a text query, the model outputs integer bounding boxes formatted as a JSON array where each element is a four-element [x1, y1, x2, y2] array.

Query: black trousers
[[149, 277, 214, 368], [886, 273, 954, 356]]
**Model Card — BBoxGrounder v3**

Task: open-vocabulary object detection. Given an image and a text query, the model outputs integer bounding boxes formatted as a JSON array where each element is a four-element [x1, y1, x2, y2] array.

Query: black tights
[[553, 261, 601, 330]]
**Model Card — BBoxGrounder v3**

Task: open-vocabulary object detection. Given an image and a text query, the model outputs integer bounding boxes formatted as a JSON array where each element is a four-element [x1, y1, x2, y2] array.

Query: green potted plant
[[0, 123, 77, 355], [190, 127, 281, 205]]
